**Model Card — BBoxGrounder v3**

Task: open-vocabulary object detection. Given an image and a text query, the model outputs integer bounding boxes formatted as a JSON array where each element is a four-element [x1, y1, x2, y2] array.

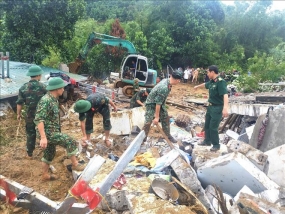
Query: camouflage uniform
[[34, 93, 78, 164], [204, 76, 228, 149], [130, 89, 148, 108], [143, 79, 171, 138], [79, 93, 111, 134], [133, 81, 140, 94], [16, 80, 47, 157]]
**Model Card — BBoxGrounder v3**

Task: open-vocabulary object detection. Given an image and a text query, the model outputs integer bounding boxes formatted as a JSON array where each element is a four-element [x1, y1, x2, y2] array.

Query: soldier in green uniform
[[16, 65, 47, 159], [130, 88, 151, 108], [194, 65, 229, 151], [142, 70, 183, 143], [34, 77, 85, 180], [74, 93, 117, 147], [133, 78, 140, 95]]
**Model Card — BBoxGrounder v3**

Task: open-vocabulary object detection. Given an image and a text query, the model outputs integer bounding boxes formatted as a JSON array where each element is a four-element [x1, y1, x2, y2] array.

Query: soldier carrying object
[[142, 69, 183, 143], [74, 93, 117, 147]]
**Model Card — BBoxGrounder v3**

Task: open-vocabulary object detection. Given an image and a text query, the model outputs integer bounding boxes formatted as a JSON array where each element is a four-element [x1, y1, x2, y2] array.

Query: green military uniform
[[79, 93, 111, 134], [143, 79, 171, 138], [130, 89, 148, 108], [16, 80, 47, 157], [204, 76, 228, 149], [34, 93, 78, 164]]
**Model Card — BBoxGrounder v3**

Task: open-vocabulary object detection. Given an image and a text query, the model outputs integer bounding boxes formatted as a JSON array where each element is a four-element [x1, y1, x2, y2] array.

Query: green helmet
[[74, 100, 91, 113], [26, 65, 44, 76], [172, 70, 183, 79], [46, 77, 67, 91]]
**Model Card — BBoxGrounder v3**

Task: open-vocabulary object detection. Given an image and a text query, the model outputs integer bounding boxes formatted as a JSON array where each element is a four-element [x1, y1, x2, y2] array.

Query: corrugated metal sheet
[[0, 61, 87, 100]]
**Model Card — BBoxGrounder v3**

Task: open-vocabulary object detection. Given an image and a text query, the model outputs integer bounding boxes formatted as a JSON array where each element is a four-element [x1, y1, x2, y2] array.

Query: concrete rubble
[[1, 88, 285, 214]]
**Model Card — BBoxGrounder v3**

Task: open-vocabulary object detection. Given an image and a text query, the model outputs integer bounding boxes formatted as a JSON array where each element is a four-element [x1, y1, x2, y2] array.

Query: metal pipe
[[6, 52, 9, 78], [0, 52, 4, 79]]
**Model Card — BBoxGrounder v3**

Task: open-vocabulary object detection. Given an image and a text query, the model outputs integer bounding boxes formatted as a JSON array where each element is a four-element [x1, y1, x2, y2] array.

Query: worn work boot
[[210, 146, 220, 152], [72, 163, 86, 171]]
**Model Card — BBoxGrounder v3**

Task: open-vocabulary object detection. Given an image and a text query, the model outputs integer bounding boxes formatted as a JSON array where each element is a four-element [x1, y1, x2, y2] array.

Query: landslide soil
[[0, 81, 207, 214]]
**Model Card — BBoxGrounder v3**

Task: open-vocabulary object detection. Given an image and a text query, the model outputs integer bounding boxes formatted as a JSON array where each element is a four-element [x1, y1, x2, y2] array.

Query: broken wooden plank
[[166, 100, 196, 110], [172, 177, 208, 214]]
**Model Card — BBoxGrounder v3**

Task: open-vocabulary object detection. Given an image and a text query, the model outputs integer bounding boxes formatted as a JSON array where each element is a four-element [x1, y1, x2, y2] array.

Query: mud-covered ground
[[0, 81, 207, 214]]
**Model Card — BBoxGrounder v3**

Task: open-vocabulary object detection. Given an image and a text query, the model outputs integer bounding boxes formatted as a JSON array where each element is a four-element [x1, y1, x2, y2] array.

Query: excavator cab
[[68, 32, 157, 97], [122, 55, 148, 82]]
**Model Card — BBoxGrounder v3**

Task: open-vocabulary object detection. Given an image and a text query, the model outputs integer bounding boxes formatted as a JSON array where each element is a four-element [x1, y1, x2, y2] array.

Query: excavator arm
[[68, 32, 137, 73]]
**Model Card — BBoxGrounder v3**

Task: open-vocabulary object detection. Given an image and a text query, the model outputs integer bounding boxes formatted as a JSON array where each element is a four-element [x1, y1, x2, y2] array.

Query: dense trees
[[1, 0, 85, 64], [0, 0, 285, 89]]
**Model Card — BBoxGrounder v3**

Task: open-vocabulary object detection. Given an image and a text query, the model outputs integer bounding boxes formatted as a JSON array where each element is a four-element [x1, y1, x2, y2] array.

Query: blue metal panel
[[0, 61, 87, 100]]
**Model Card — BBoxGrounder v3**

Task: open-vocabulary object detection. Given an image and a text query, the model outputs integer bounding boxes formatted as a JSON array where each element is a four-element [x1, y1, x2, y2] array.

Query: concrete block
[[229, 103, 276, 117], [110, 107, 145, 135], [249, 108, 285, 152], [227, 140, 268, 171], [257, 189, 280, 204], [192, 144, 229, 170], [264, 144, 285, 187], [234, 185, 255, 202], [170, 156, 215, 214], [197, 152, 279, 197], [236, 193, 285, 213]]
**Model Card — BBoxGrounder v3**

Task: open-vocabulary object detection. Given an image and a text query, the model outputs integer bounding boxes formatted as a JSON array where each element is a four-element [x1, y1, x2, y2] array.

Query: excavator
[[68, 32, 158, 97]]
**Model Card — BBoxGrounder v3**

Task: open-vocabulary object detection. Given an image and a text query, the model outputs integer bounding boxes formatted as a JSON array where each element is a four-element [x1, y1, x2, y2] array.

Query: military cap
[[74, 100, 92, 113], [172, 70, 183, 79], [26, 65, 44, 76], [46, 77, 67, 91]]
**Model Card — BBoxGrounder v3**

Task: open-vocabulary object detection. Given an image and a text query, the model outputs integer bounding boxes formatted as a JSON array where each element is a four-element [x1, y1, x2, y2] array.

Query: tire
[[114, 79, 126, 88], [122, 85, 134, 97]]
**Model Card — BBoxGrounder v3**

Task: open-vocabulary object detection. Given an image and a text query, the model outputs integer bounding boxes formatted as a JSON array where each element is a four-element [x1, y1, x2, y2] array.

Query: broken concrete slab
[[192, 144, 229, 170], [264, 144, 285, 187], [231, 193, 285, 214], [249, 108, 285, 152], [197, 152, 279, 197], [233, 185, 256, 202], [110, 107, 145, 135], [170, 123, 192, 140], [229, 103, 277, 117], [227, 139, 268, 171], [257, 189, 280, 204], [169, 155, 215, 213]]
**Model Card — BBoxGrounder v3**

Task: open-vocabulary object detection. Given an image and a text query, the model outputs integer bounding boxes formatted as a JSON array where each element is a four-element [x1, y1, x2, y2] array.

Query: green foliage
[[232, 75, 259, 93], [2, 0, 85, 64], [1, 0, 285, 82], [248, 43, 285, 82]]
